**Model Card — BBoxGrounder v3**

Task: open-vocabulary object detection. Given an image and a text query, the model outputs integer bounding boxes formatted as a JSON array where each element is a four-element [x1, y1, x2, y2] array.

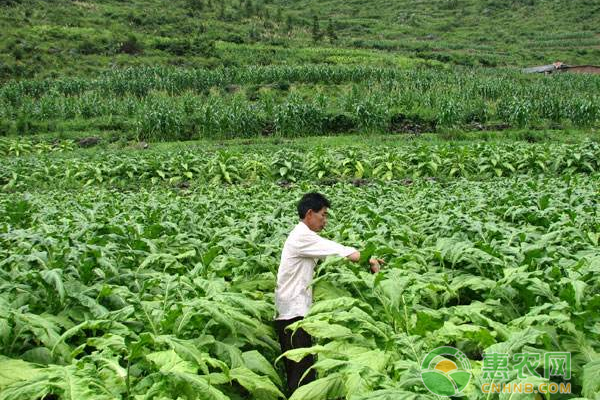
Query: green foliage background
[[0, 0, 599, 80]]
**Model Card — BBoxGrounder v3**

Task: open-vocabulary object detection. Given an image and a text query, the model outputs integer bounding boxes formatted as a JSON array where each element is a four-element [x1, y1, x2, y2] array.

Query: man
[[274, 192, 383, 395]]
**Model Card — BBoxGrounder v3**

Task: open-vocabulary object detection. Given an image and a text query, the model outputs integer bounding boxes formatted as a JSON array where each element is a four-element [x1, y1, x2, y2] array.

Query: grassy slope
[[292, 0, 600, 63], [0, 0, 598, 80]]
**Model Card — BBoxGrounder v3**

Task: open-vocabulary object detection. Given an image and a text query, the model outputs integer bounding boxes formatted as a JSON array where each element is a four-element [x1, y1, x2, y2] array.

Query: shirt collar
[[298, 221, 314, 233]]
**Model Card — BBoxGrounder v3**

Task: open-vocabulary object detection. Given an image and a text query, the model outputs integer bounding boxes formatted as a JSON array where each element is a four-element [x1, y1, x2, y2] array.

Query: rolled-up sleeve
[[295, 232, 357, 259]]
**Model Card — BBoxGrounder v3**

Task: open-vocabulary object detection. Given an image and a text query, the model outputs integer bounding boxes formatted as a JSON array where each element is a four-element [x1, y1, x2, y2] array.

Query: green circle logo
[[420, 346, 472, 396]]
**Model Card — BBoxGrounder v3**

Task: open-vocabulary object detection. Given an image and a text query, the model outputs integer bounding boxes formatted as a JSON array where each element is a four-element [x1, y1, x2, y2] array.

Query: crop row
[[0, 138, 75, 157], [2, 141, 598, 190], [2, 87, 599, 140], [2, 65, 598, 101]]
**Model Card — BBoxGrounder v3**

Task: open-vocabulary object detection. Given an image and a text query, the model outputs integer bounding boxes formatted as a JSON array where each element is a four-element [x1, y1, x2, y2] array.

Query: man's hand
[[346, 252, 384, 273], [369, 258, 384, 273]]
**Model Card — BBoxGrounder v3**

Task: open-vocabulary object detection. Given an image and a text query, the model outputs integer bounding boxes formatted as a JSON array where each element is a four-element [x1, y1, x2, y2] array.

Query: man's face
[[305, 207, 328, 232]]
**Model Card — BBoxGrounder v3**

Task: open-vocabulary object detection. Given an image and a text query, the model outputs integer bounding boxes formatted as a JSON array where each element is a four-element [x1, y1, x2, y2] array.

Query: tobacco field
[[0, 137, 599, 399]]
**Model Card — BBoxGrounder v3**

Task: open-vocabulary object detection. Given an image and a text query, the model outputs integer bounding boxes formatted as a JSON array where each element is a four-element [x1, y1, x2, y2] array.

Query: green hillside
[[1, 0, 599, 80]]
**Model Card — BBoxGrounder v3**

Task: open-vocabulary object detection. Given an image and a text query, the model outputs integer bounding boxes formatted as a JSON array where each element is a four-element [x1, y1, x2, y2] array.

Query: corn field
[[0, 66, 598, 140]]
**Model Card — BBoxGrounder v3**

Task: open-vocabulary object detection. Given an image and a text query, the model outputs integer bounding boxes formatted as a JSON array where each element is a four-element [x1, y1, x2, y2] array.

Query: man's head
[[298, 192, 330, 232]]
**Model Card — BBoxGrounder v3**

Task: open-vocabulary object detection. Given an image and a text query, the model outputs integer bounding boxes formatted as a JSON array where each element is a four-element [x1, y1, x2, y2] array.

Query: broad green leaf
[[351, 389, 436, 400], [229, 366, 285, 399], [0, 357, 42, 389], [242, 350, 282, 387], [289, 374, 345, 400], [147, 350, 197, 374], [582, 359, 600, 399], [40, 269, 66, 303], [0, 363, 114, 400], [276, 345, 334, 364], [290, 320, 353, 339], [484, 328, 544, 356]]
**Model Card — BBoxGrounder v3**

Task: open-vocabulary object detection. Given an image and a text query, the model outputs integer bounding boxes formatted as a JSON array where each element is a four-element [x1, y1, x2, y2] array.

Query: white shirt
[[275, 221, 357, 320]]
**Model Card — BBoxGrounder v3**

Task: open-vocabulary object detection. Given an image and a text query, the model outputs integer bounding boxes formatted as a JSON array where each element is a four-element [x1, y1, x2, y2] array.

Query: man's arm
[[296, 233, 384, 273], [296, 233, 357, 259]]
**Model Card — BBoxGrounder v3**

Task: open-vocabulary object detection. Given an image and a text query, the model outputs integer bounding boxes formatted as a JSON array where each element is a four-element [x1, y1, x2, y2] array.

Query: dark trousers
[[275, 316, 316, 395]]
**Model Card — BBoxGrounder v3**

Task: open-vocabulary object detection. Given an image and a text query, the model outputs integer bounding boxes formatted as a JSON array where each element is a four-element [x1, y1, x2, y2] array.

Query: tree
[[326, 18, 337, 42], [250, 25, 262, 42], [244, 0, 254, 17], [311, 15, 322, 42], [218, 1, 226, 19], [187, 0, 203, 11], [119, 34, 143, 55]]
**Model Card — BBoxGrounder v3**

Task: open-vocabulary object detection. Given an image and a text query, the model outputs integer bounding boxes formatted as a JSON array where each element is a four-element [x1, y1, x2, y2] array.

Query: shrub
[[78, 39, 104, 55], [119, 34, 143, 55]]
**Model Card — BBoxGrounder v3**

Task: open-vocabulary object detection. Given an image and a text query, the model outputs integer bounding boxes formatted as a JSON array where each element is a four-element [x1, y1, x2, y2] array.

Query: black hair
[[297, 192, 331, 219]]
